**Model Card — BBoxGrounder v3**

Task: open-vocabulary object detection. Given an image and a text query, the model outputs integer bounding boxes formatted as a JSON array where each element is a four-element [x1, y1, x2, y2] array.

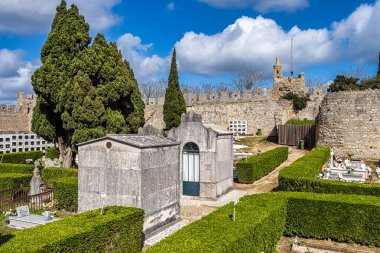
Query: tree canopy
[[163, 48, 186, 129], [32, 1, 144, 167]]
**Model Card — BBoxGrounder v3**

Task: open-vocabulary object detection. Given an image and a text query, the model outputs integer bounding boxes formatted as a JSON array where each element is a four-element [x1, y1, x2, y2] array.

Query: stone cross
[[29, 164, 44, 196]]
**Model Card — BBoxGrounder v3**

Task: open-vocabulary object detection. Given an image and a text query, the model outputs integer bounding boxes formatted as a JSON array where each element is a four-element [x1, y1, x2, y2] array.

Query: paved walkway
[[144, 147, 307, 248]]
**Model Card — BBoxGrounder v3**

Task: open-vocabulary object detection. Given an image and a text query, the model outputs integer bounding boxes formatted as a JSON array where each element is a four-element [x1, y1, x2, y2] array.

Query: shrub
[[41, 167, 78, 188], [0, 173, 32, 191], [237, 147, 288, 184], [0, 151, 43, 164], [0, 206, 144, 253], [52, 177, 78, 211], [148, 192, 380, 252], [285, 118, 315, 125], [279, 147, 380, 196], [45, 146, 60, 160], [0, 163, 35, 174], [282, 92, 310, 111], [147, 193, 287, 253]]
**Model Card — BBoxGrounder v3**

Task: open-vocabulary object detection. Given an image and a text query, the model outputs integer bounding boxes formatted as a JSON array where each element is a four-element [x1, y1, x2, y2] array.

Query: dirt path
[[234, 147, 307, 193]]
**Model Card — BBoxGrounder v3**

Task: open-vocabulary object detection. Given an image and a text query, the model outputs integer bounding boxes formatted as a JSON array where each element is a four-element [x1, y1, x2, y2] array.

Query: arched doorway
[[182, 142, 200, 196]]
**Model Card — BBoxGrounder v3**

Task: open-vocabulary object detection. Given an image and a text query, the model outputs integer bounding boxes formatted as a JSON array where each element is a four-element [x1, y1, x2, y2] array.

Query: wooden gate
[[277, 125, 315, 148]]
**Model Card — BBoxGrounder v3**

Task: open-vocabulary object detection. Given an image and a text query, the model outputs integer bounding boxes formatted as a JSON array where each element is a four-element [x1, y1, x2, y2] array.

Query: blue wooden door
[[182, 143, 200, 196]]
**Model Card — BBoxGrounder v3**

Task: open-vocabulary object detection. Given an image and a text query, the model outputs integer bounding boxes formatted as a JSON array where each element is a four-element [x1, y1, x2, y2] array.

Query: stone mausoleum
[[168, 111, 233, 198], [77, 135, 180, 234]]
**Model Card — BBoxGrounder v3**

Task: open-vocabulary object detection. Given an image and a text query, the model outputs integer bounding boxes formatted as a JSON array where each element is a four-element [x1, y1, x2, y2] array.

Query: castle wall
[[316, 90, 380, 159], [144, 89, 323, 135], [0, 93, 35, 133]]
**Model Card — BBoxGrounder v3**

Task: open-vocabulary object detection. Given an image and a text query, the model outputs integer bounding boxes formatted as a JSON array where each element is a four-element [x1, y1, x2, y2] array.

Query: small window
[[5, 138, 10, 142], [42, 147, 45, 150], [25, 136, 29, 140], [19, 142, 22, 145], [31, 147, 35, 151], [42, 141, 45, 144], [0, 151, 3, 154], [18, 148, 23, 152], [12, 142, 16, 146], [12, 136, 16, 140], [18, 136, 22, 140], [25, 142, 29, 145], [0, 145, 3, 148], [25, 148, 29, 151], [31, 135, 35, 139], [12, 148, 16, 152], [31, 141, 34, 145], [0, 138, 3, 142], [37, 141, 40, 145], [37, 147, 40, 151], [6, 144, 10, 148]]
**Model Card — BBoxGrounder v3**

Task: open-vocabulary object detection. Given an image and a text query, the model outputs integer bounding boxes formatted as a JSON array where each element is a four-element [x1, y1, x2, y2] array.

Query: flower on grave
[[43, 202, 54, 211]]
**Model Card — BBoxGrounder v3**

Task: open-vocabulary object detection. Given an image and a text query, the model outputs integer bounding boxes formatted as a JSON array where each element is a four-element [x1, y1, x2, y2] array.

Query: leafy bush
[[0, 206, 144, 253], [52, 177, 78, 211], [0, 163, 35, 174], [285, 193, 380, 246], [0, 173, 32, 191], [148, 192, 380, 252], [45, 146, 60, 160], [328, 75, 380, 92], [285, 118, 315, 125], [279, 147, 380, 196], [237, 147, 288, 184], [282, 92, 310, 111], [41, 167, 78, 188], [0, 151, 43, 164], [147, 193, 287, 253]]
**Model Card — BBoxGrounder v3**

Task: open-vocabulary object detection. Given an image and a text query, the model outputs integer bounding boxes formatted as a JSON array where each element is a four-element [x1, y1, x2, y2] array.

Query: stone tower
[[272, 56, 308, 99]]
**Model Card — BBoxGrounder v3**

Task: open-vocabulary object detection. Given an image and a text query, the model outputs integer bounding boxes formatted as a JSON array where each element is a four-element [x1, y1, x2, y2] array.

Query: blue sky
[[0, 0, 379, 103]]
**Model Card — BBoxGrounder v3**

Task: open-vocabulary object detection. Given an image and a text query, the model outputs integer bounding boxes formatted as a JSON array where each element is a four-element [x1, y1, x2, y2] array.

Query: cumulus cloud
[[0, 0, 121, 34], [175, 0, 380, 76], [199, 0, 309, 13], [116, 33, 168, 82], [0, 51, 39, 104], [175, 16, 336, 75]]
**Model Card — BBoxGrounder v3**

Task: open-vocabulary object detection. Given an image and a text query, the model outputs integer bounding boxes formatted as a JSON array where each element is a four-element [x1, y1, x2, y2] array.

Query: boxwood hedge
[[45, 147, 60, 160], [52, 177, 78, 211], [148, 192, 380, 252], [237, 147, 288, 183], [41, 167, 78, 188], [0, 206, 144, 253], [279, 147, 380, 196], [0, 173, 32, 191], [0, 163, 35, 175], [0, 150, 42, 164]]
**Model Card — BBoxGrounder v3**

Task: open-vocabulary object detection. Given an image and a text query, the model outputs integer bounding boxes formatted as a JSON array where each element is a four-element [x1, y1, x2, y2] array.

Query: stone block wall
[[316, 90, 380, 159]]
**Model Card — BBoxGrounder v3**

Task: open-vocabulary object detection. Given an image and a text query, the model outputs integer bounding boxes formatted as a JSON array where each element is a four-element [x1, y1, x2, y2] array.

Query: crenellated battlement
[[145, 87, 323, 106]]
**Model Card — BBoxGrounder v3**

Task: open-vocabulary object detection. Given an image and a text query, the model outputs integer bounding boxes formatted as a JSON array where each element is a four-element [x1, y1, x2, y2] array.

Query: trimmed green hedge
[[147, 193, 287, 253], [45, 147, 60, 160], [0, 206, 144, 252], [148, 192, 380, 252], [41, 167, 78, 188], [0, 173, 32, 191], [0, 163, 35, 175], [0, 151, 43, 164], [52, 177, 78, 211], [237, 147, 288, 183], [279, 147, 380, 196]]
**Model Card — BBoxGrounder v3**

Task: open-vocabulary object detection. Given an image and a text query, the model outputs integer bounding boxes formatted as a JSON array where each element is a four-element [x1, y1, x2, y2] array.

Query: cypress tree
[[32, 2, 145, 167], [163, 48, 186, 129]]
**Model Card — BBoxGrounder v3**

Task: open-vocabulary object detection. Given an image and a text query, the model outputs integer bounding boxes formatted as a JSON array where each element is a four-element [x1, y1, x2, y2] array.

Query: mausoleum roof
[[203, 123, 232, 135], [78, 134, 180, 148]]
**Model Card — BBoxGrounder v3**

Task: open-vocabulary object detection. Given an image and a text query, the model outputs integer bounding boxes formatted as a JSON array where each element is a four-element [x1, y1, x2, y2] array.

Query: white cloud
[[116, 33, 168, 82], [175, 0, 380, 76], [175, 16, 336, 75], [0, 49, 25, 77], [199, 0, 309, 13], [0, 62, 39, 104], [0, 0, 121, 34], [167, 2, 175, 11]]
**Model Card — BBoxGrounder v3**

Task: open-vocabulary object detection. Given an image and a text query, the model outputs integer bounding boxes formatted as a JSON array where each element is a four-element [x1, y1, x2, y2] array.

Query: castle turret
[[17, 92, 26, 113], [273, 56, 282, 79]]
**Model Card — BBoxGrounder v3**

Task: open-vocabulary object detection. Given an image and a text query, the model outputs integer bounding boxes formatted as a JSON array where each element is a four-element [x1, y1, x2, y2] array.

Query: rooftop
[[79, 134, 180, 148]]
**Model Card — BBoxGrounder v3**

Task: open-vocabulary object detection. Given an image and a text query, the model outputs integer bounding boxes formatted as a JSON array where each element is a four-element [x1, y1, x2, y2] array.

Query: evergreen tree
[[377, 52, 380, 80], [32, 1, 145, 167], [163, 48, 186, 129]]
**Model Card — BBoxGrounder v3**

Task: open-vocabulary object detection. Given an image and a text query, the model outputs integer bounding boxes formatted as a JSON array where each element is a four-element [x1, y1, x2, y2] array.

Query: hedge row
[[0, 173, 32, 191], [237, 147, 288, 183], [0, 206, 144, 252], [148, 192, 380, 252], [45, 147, 60, 160], [279, 147, 380, 196], [0, 163, 35, 175], [0, 150, 43, 164], [147, 193, 287, 253], [41, 167, 78, 188], [52, 177, 78, 211]]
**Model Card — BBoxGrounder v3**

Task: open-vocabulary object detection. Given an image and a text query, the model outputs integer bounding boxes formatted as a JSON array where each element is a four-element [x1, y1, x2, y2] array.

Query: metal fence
[[277, 125, 316, 148], [0, 187, 53, 212]]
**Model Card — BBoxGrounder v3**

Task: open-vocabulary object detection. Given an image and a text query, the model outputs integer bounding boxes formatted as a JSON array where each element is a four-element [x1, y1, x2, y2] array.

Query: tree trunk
[[57, 136, 73, 168]]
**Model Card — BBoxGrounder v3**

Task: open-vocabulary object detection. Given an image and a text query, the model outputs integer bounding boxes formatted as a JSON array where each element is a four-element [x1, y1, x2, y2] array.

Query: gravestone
[[29, 165, 43, 196], [17, 205, 30, 218]]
